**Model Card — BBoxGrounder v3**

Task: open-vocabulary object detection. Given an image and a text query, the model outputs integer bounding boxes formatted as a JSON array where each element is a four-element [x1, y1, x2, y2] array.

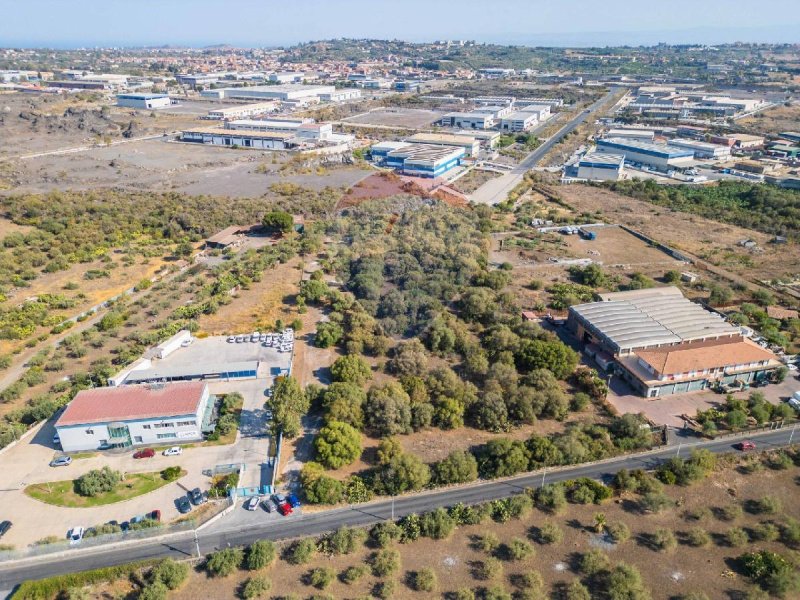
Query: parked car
[[50, 455, 72, 467], [189, 488, 205, 505], [68, 526, 84, 545], [120, 521, 130, 532], [148, 510, 161, 522], [271, 493, 286, 505], [286, 493, 301, 509], [250, 332, 260, 342], [261, 498, 274, 513], [163, 446, 182, 456], [244, 496, 260, 511], [235, 336, 244, 343], [130, 515, 145, 525], [0, 521, 11, 538], [227, 336, 235, 343], [133, 448, 155, 459], [259, 334, 267, 342], [738, 440, 757, 451], [276, 501, 292, 516], [52, 433, 60, 446], [177, 496, 192, 514]]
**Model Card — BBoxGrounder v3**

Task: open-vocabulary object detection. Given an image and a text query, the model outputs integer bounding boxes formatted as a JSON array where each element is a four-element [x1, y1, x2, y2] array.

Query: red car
[[738, 440, 756, 451], [148, 510, 161, 522], [277, 502, 293, 516], [133, 448, 155, 459]]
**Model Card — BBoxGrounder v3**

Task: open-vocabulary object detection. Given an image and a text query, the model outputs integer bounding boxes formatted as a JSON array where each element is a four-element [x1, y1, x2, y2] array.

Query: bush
[[534, 521, 563, 545], [639, 491, 674, 514], [420, 508, 456, 540], [309, 566, 335, 589], [75, 467, 121, 497], [161, 466, 182, 482], [453, 589, 476, 600], [432, 450, 478, 485], [206, 548, 244, 577], [475, 557, 503, 581], [607, 522, 631, 543], [319, 526, 366, 556], [578, 549, 610, 575], [330, 354, 372, 385], [727, 527, 750, 548], [371, 548, 400, 577], [138, 581, 168, 600], [719, 503, 743, 521], [284, 539, 316, 565], [340, 565, 367, 584], [475, 532, 500, 553], [535, 483, 567, 514], [505, 537, 534, 561], [686, 527, 711, 547], [411, 567, 437, 592], [373, 579, 396, 600], [752, 522, 780, 543], [314, 421, 362, 469], [241, 576, 271, 599], [564, 579, 591, 600], [605, 563, 650, 600], [246, 540, 276, 570], [150, 559, 189, 590], [370, 521, 401, 548], [652, 528, 677, 553], [753, 496, 782, 515]]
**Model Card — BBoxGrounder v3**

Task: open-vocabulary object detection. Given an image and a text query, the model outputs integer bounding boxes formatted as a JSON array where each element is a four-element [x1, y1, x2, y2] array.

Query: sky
[[0, 0, 798, 48]]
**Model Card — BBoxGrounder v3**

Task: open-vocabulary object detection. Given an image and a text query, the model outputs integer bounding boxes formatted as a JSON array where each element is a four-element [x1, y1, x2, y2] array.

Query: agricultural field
[[739, 101, 800, 134]]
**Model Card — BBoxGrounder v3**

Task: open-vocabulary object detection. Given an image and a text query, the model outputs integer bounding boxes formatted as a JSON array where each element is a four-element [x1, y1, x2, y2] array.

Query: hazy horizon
[[0, 0, 798, 49]]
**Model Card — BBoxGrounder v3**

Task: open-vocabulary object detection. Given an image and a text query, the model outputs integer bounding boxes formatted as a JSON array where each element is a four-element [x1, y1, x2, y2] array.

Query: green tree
[[432, 450, 478, 485], [374, 453, 431, 495], [365, 382, 412, 436], [330, 354, 372, 385], [75, 467, 121, 497], [262, 211, 294, 233], [206, 548, 244, 577], [241, 576, 271, 599], [315, 421, 362, 469], [284, 539, 316, 565], [246, 540, 276, 570], [150, 559, 189, 590], [267, 376, 309, 438], [321, 382, 365, 429]]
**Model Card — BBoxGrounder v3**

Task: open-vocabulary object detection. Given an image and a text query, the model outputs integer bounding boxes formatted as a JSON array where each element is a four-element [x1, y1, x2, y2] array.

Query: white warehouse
[[116, 93, 172, 109], [500, 111, 539, 132], [55, 382, 213, 452]]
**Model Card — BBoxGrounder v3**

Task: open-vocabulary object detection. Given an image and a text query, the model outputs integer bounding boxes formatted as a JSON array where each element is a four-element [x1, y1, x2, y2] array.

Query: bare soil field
[[3, 137, 372, 197], [454, 168, 502, 194], [342, 107, 445, 129], [163, 454, 800, 600], [739, 102, 800, 134], [556, 184, 800, 282]]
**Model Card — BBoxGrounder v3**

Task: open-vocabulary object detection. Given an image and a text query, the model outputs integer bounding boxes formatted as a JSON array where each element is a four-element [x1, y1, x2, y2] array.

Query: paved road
[[470, 89, 618, 205], [1, 426, 796, 591]]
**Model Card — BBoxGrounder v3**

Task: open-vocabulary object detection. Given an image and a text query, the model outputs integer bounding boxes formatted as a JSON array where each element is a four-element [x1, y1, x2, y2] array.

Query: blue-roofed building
[[116, 93, 172, 109], [374, 143, 465, 178], [596, 137, 694, 170], [576, 153, 625, 181]]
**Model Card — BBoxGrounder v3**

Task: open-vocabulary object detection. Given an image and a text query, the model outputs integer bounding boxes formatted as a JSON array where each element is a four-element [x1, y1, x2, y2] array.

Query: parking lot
[[0, 335, 292, 550]]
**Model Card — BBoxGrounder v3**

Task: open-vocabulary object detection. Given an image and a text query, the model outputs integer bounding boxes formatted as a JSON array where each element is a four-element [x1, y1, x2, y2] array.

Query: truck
[[579, 228, 597, 241]]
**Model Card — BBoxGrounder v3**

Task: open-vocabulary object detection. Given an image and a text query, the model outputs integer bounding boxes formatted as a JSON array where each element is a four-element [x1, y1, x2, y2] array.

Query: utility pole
[[194, 529, 201, 558]]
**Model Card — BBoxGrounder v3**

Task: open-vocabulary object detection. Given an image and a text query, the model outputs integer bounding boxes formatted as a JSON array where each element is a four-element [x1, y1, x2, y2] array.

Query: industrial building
[[575, 153, 625, 181], [779, 132, 800, 144], [454, 130, 501, 148], [181, 127, 296, 150], [205, 102, 279, 120], [123, 361, 259, 385], [605, 128, 655, 141], [596, 138, 695, 170], [668, 138, 731, 160], [269, 71, 305, 83], [319, 89, 361, 102], [224, 117, 312, 133], [500, 111, 539, 132], [116, 93, 172, 110], [200, 84, 336, 102], [55, 382, 214, 451], [376, 143, 465, 178], [441, 111, 496, 129], [567, 287, 779, 397], [404, 132, 480, 157]]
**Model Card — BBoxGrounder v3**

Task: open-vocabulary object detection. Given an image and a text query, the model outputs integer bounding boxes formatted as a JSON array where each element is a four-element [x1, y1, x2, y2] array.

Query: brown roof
[[767, 306, 799, 320], [635, 336, 778, 376], [56, 382, 207, 427]]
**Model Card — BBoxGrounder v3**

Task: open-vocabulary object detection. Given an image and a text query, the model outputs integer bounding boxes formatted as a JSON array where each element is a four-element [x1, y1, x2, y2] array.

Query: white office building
[[55, 382, 213, 452], [500, 111, 539, 132], [116, 93, 172, 110]]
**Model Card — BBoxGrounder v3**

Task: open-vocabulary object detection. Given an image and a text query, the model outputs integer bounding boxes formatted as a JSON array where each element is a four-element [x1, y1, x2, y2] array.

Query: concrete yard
[[341, 107, 445, 129]]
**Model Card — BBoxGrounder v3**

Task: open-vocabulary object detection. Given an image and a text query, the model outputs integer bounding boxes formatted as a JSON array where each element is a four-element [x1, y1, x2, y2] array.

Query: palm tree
[[594, 512, 607, 534]]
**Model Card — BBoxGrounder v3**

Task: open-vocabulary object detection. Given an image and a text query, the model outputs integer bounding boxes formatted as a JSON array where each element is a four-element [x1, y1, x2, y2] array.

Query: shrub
[[319, 526, 366, 556], [241, 576, 271, 599], [161, 466, 182, 482], [432, 450, 478, 485], [373, 579, 396, 599], [315, 421, 362, 469], [534, 522, 563, 545], [411, 567, 437, 592], [475, 558, 503, 581], [535, 483, 567, 514], [246, 540, 276, 570], [150, 559, 188, 590], [420, 508, 456, 540], [719, 503, 743, 521], [75, 467, 121, 497], [605, 563, 650, 600], [639, 491, 674, 514], [686, 527, 711, 547], [475, 532, 500, 553], [727, 527, 750, 548], [309, 566, 335, 589], [138, 582, 168, 600], [483, 586, 512, 600], [371, 548, 400, 577], [206, 548, 244, 577], [578, 549, 610, 575], [453, 589, 476, 600], [752, 522, 780, 542], [505, 538, 534, 561], [565, 579, 591, 600], [652, 528, 677, 552], [754, 496, 782, 515], [284, 539, 317, 565], [780, 518, 800, 547], [340, 565, 367, 584], [607, 522, 631, 543], [370, 521, 401, 548]]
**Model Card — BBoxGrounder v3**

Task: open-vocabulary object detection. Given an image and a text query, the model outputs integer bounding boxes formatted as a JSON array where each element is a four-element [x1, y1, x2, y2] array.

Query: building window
[[142, 424, 151, 430], [156, 433, 177, 439], [154, 423, 175, 429], [177, 421, 195, 427], [134, 436, 143, 443], [86, 428, 94, 435]]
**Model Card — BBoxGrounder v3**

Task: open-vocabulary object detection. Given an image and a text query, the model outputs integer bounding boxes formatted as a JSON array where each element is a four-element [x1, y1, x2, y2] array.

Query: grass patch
[[24, 468, 185, 508], [204, 393, 244, 447], [68, 452, 98, 460]]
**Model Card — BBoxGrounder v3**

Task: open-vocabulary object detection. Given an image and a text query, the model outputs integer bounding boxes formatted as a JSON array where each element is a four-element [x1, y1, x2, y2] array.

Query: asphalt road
[[470, 89, 617, 205], [1, 426, 796, 592]]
